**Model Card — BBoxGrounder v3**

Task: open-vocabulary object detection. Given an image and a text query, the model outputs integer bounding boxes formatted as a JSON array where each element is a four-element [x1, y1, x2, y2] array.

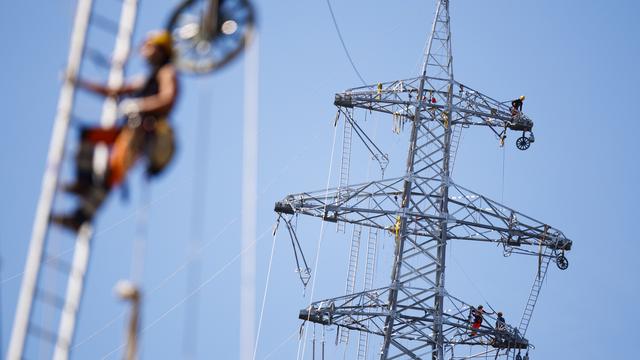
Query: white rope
[[299, 122, 340, 360], [70, 128, 322, 352], [2, 122, 323, 286], [500, 146, 506, 203], [252, 227, 278, 360], [99, 225, 273, 359], [1, 186, 179, 285], [71, 217, 239, 352], [450, 254, 497, 315], [263, 328, 299, 360]]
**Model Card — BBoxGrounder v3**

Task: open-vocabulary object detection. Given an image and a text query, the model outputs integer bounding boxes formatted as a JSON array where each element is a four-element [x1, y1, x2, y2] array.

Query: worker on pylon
[[495, 311, 506, 332], [469, 305, 495, 337], [493, 311, 507, 347], [469, 305, 485, 336], [51, 30, 179, 231], [511, 95, 525, 117]]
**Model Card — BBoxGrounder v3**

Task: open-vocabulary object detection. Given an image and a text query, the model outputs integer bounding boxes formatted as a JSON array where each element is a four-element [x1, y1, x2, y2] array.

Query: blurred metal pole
[[115, 280, 141, 360], [240, 32, 259, 360]]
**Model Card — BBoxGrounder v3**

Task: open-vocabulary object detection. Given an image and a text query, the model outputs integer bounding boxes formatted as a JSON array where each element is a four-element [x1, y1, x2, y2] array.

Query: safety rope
[[450, 254, 497, 315], [99, 224, 274, 360], [501, 145, 506, 203], [73, 217, 239, 352], [263, 328, 299, 359], [298, 121, 339, 360], [252, 219, 280, 360]]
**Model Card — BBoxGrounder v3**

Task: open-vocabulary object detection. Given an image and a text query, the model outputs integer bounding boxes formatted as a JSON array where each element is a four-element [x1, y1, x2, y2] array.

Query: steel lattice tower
[[275, 1, 572, 359]]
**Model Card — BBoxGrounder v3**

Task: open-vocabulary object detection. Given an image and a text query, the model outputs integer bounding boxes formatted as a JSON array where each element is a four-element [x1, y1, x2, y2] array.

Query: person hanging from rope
[[51, 30, 179, 231], [511, 95, 525, 117]]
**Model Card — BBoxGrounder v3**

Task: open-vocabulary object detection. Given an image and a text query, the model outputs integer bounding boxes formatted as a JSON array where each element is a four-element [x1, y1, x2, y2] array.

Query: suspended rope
[[312, 325, 316, 360], [324, 0, 366, 85], [263, 328, 299, 359], [74, 217, 240, 353], [450, 254, 497, 314], [299, 119, 339, 360], [501, 145, 506, 203], [99, 224, 274, 360], [252, 219, 280, 360], [321, 325, 326, 360]]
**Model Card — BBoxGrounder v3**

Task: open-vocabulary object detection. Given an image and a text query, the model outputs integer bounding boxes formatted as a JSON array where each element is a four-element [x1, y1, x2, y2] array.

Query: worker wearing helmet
[[511, 95, 525, 117], [470, 305, 485, 336], [495, 312, 506, 331], [52, 31, 179, 231]]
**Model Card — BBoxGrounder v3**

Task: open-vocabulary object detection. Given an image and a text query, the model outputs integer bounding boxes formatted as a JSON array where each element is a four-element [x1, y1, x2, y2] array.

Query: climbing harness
[[252, 218, 279, 360]]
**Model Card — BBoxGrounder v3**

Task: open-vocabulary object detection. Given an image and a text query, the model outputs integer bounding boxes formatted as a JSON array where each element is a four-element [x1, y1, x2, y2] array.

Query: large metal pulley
[[556, 253, 569, 270], [167, 0, 255, 74], [516, 136, 530, 150], [516, 131, 535, 151]]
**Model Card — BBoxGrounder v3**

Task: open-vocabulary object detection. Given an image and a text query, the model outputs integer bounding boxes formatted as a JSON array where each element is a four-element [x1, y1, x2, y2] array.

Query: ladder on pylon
[[449, 123, 464, 173], [8, 0, 138, 359], [518, 246, 552, 336], [356, 226, 379, 360], [506, 246, 553, 359], [339, 224, 362, 344], [337, 111, 353, 233]]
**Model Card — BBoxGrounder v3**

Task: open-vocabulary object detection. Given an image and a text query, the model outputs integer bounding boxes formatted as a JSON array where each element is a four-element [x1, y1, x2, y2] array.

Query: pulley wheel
[[516, 136, 531, 150], [556, 254, 569, 270], [167, 0, 255, 74]]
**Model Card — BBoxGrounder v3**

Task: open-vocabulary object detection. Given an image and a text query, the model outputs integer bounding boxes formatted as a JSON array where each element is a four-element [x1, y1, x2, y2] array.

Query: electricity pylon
[[274, 1, 572, 359]]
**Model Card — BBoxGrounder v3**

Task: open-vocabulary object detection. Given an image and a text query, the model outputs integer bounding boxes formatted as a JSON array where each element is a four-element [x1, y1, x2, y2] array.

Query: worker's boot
[[50, 213, 84, 232], [61, 182, 91, 196]]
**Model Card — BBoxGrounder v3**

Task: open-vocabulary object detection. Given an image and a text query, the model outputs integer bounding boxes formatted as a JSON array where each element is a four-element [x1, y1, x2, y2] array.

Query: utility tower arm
[[275, 178, 571, 255], [334, 77, 533, 135], [298, 287, 529, 352]]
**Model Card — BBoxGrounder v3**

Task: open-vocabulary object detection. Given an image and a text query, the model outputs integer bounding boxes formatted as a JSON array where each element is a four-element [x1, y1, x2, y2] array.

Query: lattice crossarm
[[451, 81, 534, 132], [446, 181, 572, 252], [334, 76, 452, 117]]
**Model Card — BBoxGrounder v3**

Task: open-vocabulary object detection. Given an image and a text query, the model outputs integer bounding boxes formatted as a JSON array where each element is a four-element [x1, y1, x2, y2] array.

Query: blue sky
[[1, 0, 639, 359]]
